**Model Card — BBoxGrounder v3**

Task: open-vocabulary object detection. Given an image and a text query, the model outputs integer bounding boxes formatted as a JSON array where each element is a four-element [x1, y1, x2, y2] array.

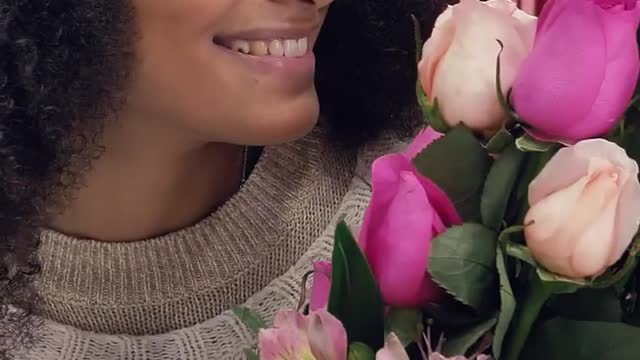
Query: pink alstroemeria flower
[[309, 261, 332, 312], [259, 310, 347, 360]]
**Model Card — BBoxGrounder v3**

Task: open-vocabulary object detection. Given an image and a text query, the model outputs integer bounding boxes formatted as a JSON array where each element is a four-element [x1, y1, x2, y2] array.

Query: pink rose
[[359, 128, 462, 307], [512, 0, 640, 143], [419, 0, 537, 136], [518, 0, 547, 15], [259, 310, 347, 360], [525, 140, 640, 279]]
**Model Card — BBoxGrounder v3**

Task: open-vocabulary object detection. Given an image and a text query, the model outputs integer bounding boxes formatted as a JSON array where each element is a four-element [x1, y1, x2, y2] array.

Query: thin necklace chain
[[240, 145, 250, 186]]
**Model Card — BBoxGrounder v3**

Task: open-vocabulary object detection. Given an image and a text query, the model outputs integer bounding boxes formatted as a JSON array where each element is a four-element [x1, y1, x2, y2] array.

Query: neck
[[50, 114, 244, 243]]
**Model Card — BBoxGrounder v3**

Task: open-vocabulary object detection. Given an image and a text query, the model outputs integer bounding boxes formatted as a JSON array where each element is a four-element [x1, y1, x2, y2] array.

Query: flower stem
[[503, 275, 552, 360]]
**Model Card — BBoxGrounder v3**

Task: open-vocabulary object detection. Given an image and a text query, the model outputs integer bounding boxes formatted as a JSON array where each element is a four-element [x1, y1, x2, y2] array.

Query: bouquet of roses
[[237, 0, 640, 359]]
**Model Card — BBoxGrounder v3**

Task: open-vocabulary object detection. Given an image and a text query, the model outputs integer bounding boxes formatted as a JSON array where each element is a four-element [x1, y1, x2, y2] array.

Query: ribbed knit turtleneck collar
[[35, 128, 358, 335]]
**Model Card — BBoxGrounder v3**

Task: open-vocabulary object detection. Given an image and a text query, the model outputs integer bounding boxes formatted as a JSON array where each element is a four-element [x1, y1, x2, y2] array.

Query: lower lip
[[214, 44, 316, 78]]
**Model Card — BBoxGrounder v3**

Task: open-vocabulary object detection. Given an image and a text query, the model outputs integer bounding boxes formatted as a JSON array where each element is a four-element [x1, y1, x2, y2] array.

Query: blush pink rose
[[525, 139, 640, 279], [419, 0, 537, 136], [511, 0, 640, 143]]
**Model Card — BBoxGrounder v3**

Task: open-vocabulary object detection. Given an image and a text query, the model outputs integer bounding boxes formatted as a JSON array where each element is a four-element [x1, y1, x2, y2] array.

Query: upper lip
[[214, 24, 320, 42]]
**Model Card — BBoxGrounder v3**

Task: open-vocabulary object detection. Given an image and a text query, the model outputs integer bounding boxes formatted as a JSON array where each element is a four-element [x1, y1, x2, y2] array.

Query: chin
[[253, 108, 319, 145], [244, 93, 320, 146]]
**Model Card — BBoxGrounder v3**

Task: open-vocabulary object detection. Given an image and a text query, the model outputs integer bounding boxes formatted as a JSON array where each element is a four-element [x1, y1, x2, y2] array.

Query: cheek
[[129, 47, 320, 145]]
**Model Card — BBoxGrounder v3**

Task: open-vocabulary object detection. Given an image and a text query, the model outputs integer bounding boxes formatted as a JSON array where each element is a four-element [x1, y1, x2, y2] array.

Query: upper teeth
[[230, 38, 308, 58]]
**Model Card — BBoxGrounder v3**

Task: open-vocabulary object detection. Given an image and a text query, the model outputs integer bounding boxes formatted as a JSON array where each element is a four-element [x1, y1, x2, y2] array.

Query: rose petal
[[525, 175, 591, 275], [518, 0, 539, 15], [568, 3, 640, 140], [536, 0, 571, 33], [509, 5, 538, 49], [570, 184, 619, 278], [612, 170, 640, 264], [416, 174, 463, 229], [403, 127, 443, 161], [512, 1, 608, 140], [528, 147, 590, 206], [360, 154, 446, 306], [529, 139, 636, 205], [419, 10, 457, 99]]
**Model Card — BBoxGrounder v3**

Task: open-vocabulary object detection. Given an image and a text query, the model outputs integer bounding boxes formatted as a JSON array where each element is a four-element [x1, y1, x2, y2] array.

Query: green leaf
[[243, 349, 259, 360], [537, 268, 584, 295], [443, 315, 498, 357], [515, 134, 554, 153], [504, 241, 536, 267], [328, 221, 385, 349], [522, 318, 640, 360], [485, 128, 515, 154], [548, 287, 623, 323], [427, 98, 450, 133], [413, 127, 492, 221], [232, 307, 268, 333], [498, 226, 526, 243], [592, 254, 638, 289], [385, 308, 423, 346], [348, 343, 376, 360], [622, 266, 640, 326], [493, 246, 517, 359], [424, 301, 483, 328], [592, 235, 640, 289], [481, 144, 525, 231], [429, 224, 499, 313]]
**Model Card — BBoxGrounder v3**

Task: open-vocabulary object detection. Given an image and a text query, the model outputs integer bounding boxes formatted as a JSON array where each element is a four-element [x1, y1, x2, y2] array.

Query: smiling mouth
[[213, 36, 310, 58]]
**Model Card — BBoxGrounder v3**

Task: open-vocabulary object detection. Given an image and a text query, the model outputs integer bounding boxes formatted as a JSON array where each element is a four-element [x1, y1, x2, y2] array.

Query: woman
[[0, 0, 441, 358]]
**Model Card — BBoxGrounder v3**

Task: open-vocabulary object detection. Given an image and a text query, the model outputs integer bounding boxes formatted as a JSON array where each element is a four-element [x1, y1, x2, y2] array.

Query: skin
[[50, 0, 333, 242]]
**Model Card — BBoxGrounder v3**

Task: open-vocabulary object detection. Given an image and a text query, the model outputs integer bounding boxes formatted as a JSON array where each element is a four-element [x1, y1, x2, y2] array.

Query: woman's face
[[125, 0, 333, 146]]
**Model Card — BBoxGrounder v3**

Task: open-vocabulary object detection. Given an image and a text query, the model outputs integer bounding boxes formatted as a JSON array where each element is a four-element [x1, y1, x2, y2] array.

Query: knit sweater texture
[[11, 127, 399, 359]]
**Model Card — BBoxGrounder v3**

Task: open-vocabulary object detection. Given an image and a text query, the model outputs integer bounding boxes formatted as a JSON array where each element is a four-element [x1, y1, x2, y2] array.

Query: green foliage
[[493, 246, 517, 359], [522, 318, 640, 360], [481, 144, 525, 231], [443, 315, 497, 357], [348, 343, 376, 360], [414, 127, 492, 221], [328, 221, 385, 349], [232, 307, 268, 333], [429, 224, 499, 313], [385, 308, 424, 346]]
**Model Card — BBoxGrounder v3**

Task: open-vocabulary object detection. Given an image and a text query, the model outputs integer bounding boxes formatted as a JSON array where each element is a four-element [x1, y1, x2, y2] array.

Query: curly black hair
[[0, 0, 444, 355]]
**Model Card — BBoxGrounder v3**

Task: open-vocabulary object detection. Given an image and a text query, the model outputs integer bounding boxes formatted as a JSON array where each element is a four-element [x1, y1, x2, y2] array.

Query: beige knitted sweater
[[11, 128, 398, 359]]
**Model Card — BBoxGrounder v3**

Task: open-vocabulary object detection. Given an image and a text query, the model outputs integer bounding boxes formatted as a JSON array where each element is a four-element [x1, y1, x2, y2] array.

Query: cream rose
[[418, 0, 537, 136], [525, 140, 640, 279]]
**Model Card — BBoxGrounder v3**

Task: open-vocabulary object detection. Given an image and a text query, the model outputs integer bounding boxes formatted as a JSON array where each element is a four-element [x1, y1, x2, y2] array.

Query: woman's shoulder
[[12, 126, 415, 360]]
